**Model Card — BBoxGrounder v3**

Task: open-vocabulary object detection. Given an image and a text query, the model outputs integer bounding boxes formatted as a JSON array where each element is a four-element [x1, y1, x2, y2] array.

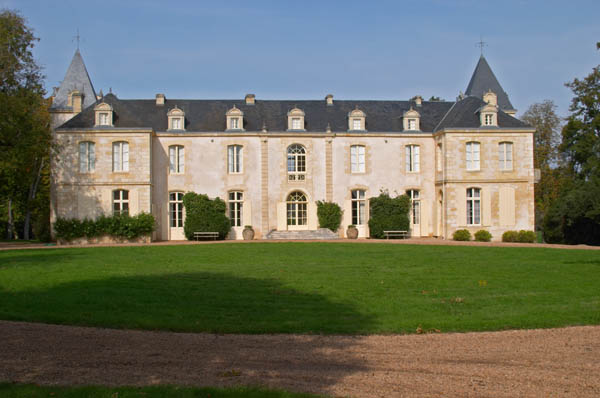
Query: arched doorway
[[286, 191, 308, 230]]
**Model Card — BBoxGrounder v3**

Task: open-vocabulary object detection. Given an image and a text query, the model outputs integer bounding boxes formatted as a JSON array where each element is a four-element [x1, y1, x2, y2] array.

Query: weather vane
[[73, 28, 80, 50], [476, 36, 487, 56]]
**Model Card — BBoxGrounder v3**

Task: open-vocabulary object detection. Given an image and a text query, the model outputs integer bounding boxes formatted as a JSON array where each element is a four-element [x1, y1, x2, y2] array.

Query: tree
[[0, 9, 52, 240], [520, 100, 563, 227]]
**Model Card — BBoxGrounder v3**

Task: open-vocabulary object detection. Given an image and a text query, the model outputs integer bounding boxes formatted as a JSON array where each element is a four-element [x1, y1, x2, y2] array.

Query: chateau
[[49, 50, 535, 241]]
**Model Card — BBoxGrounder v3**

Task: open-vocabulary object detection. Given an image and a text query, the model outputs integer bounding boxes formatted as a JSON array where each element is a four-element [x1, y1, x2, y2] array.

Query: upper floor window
[[228, 145, 243, 174], [287, 144, 306, 181], [499, 142, 513, 170], [403, 107, 420, 131], [484, 114, 493, 126], [228, 191, 243, 227], [480, 91, 498, 127], [169, 192, 184, 228], [467, 188, 481, 225], [406, 189, 420, 224], [405, 145, 420, 172], [351, 189, 366, 225], [287, 107, 305, 131], [466, 142, 480, 171], [112, 141, 129, 172], [226, 105, 244, 131], [113, 190, 129, 216], [348, 107, 366, 131], [94, 102, 113, 126], [79, 141, 95, 173], [350, 145, 365, 173], [169, 145, 184, 174], [408, 119, 416, 130], [168, 106, 185, 131], [353, 119, 362, 130]]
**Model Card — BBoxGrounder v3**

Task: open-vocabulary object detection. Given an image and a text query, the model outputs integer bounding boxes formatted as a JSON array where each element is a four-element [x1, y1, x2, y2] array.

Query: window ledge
[[347, 129, 368, 133], [286, 129, 307, 132], [225, 128, 245, 132]]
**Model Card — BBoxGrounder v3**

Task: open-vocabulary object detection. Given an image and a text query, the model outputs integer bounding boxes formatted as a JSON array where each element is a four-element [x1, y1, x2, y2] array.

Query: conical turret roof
[[465, 55, 515, 112], [51, 49, 96, 110]]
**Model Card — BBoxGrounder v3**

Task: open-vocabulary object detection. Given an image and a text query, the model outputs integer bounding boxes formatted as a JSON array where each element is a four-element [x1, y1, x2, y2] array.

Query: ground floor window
[[113, 190, 129, 216], [351, 189, 366, 225], [407, 189, 420, 224], [287, 191, 307, 226], [228, 191, 243, 227], [169, 192, 184, 227], [467, 187, 481, 225]]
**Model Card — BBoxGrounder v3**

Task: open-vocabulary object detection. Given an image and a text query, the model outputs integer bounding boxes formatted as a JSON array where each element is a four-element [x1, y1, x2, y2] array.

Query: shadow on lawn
[[0, 272, 374, 395]]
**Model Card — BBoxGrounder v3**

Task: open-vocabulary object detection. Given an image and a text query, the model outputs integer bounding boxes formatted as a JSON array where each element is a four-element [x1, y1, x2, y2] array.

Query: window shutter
[[420, 199, 429, 237], [276, 202, 287, 231], [499, 187, 515, 226], [482, 187, 491, 226], [344, 200, 352, 235], [308, 201, 318, 230], [242, 200, 252, 227], [456, 188, 466, 227]]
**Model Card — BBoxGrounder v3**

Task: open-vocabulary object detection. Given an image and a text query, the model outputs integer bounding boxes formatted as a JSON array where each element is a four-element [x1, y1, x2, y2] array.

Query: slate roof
[[465, 56, 515, 112], [51, 50, 97, 110], [58, 93, 530, 133]]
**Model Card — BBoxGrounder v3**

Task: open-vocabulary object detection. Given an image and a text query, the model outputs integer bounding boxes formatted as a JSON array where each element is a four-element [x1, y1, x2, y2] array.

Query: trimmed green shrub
[[517, 230, 536, 243], [502, 230, 519, 242], [453, 229, 471, 241], [54, 213, 155, 241], [316, 201, 342, 232], [182, 192, 231, 240], [474, 229, 492, 242], [368, 191, 410, 238]]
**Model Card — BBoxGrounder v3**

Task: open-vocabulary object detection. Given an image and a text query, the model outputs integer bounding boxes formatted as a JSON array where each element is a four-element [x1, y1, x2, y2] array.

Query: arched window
[[112, 141, 129, 172], [169, 192, 184, 227], [287, 144, 306, 181], [228, 191, 243, 227], [113, 190, 129, 216], [169, 145, 184, 174], [350, 145, 365, 173], [351, 189, 366, 225], [228, 145, 243, 173], [466, 142, 480, 171], [499, 142, 513, 170], [286, 191, 307, 226], [406, 189, 420, 224], [79, 141, 95, 172], [467, 188, 481, 225], [405, 145, 420, 172]]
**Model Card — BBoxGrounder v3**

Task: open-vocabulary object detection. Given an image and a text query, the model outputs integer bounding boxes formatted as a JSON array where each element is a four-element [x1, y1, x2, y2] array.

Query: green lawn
[[0, 243, 598, 334], [0, 384, 322, 398]]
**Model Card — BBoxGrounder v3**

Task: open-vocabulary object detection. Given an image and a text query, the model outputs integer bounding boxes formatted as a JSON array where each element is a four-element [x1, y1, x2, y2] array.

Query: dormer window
[[403, 107, 420, 131], [484, 114, 493, 126], [287, 107, 305, 131], [348, 107, 366, 131], [167, 106, 185, 131], [94, 102, 113, 126], [226, 105, 244, 131], [480, 90, 498, 127]]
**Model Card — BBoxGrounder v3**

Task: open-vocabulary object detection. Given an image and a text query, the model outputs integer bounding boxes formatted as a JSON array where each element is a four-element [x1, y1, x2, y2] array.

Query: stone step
[[266, 228, 339, 240]]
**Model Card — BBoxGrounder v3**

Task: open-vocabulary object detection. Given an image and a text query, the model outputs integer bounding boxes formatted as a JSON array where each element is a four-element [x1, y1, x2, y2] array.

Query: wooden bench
[[383, 230, 410, 239], [193, 232, 219, 241]]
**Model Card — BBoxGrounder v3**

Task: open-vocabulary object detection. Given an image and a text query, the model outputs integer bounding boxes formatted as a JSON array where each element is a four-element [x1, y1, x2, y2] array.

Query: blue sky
[[4, 0, 600, 117]]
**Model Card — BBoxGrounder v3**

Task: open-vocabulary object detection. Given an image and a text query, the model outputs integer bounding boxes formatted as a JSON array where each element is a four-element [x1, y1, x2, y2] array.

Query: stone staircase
[[266, 228, 339, 240]]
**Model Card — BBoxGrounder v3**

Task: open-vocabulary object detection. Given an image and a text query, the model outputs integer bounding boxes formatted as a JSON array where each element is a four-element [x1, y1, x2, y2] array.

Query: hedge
[[316, 201, 342, 232], [474, 230, 492, 242], [182, 192, 231, 240], [54, 213, 155, 241], [502, 230, 536, 243], [368, 191, 410, 238], [453, 229, 471, 241]]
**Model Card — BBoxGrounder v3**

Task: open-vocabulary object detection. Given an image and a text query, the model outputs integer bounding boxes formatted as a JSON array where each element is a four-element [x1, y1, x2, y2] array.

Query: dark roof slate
[[435, 96, 529, 130], [51, 50, 97, 110], [465, 56, 515, 111]]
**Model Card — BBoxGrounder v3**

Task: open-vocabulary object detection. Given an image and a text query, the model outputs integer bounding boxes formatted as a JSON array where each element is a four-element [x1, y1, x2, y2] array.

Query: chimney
[[156, 93, 165, 106], [325, 94, 334, 106], [414, 95, 422, 107], [71, 91, 83, 113], [245, 94, 255, 105]]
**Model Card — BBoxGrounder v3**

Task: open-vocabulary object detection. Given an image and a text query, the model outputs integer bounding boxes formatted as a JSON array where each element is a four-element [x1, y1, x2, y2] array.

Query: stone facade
[[50, 51, 535, 241]]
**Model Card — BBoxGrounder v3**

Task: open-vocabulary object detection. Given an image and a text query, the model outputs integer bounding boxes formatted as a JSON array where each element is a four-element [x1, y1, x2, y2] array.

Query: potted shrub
[[242, 225, 255, 240], [346, 225, 358, 239]]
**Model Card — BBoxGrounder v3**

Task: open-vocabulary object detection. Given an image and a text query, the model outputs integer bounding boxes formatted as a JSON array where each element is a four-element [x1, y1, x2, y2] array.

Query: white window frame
[[99, 112, 110, 126], [291, 117, 302, 130], [169, 192, 184, 228], [408, 119, 416, 130], [467, 187, 481, 225], [112, 141, 129, 172], [351, 189, 366, 225], [350, 145, 365, 173], [228, 145, 243, 174], [466, 142, 480, 171], [79, 141, 95, 173], [352, 118, 362, 130], [113, 189, 129, 216], [407, 189, 420, 225], [405, 145, 420, 172], [228, 191, 243, 227], [169, 145, 184, 174], [230, 117, 240, 130], [499, 142, 513, 170], [171, 117, 182, 130], [287, 144, 306, 181], [484, 113, 493, 126], [287, 191, 308, 226]]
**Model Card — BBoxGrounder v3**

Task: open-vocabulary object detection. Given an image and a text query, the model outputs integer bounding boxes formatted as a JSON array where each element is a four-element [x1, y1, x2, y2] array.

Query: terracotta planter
[[346, 226, 359, 239], [242, 227, 255, 240]]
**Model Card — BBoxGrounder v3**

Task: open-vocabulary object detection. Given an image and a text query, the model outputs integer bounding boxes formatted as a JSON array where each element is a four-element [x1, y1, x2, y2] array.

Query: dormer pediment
[[94, 102, 113, 126], [403, 107, 421, 131], [226, 105, 244, 131], [168, 106, 185, 130], [348, 106, 366, 131]]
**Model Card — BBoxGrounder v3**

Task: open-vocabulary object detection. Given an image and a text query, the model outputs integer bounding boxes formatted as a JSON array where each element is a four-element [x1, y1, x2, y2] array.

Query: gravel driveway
[[1, 321, 598, 397]]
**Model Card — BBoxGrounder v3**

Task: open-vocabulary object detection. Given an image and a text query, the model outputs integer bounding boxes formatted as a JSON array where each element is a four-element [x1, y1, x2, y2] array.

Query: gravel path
[[1, 321, 599, 397]]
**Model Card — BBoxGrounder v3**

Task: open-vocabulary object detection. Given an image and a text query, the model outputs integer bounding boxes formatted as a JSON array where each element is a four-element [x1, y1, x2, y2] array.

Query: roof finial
[[73, 28, 80, 50], [476, 35, 487, 56]]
